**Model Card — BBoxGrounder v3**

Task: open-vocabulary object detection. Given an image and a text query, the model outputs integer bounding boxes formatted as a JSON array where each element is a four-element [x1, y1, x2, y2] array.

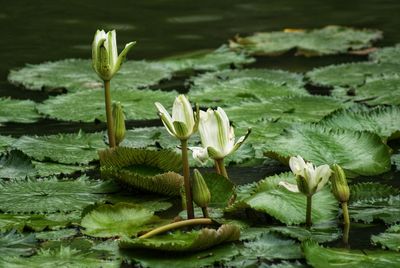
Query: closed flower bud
[[192, 169, 211, 208], [330, 164, 350, 203], [112, 102, 126, 146]]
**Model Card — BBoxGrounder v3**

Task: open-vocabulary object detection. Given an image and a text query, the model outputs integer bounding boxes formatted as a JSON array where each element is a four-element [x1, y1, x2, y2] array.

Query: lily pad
[[244, 172, 337, 225], [32, 161, 93, 177], [0, 97, 40, 123], [306, 62, 400, 88], [0, 150, 36, 179], [371, 225, 400, 251], [350, 182, 400, 203], [35, 229, 78, 241], [229, 26, 382, 56], [0, 135, 15, 154], [269, 224, 341, 243], [81, 203, 162, 238], [320, 105, 400, 141], [264, 124, 391, 177], [224, 96, 348, 124], [119, 224, 240, 252], [369, 44, 400, 64], [202, 173, 235, 208], [99, 147, 183, 196], [302, 240, 400, 268], [12, 131, 105, 165], [392, 154, 400, 171], [0, 176, 117, 214], [8, 59, 172, 93], [37, 88, 176, 122], [160, 45, 254, 72], [121, 127, 178, 149], [0, 230, 36, 257]]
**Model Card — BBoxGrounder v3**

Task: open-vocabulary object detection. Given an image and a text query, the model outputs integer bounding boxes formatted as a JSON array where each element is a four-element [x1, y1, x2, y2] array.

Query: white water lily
[[192, 107, 251, 161], [155, 95, 199, 140], [92, 29, 136, 81], [280, 155, 332, 196]]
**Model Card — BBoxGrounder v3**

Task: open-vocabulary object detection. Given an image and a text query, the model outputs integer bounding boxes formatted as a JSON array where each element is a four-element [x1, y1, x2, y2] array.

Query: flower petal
[[279, 181, 300, 193], [155, 102, 175, 137], [190, 147, 209, 164]]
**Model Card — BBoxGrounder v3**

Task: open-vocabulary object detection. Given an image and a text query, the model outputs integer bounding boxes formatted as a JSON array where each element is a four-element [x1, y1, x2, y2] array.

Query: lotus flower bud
[[330, 164, 350, 203], [112, 102, 126, 146], [192, 169, 211, 208]]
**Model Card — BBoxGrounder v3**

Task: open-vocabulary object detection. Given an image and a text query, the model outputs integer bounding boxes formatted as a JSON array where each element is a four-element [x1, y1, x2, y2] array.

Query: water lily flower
[[155, 95, 199, 140], [92, 29, 136, 81], [193, 107, 251, 161]]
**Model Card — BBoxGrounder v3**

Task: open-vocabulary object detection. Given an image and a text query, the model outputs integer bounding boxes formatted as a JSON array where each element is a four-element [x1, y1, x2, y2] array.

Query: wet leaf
[[0, 97, 40, 123]]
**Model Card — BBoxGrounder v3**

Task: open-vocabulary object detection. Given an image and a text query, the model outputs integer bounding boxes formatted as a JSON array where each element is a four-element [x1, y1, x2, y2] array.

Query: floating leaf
[[264, 124, 391, 177], [320, 105, 400, 141], [8, 59, 172, 93], [0, 135, 15, 154], [229, 26, 382, 56], [0, 230, 36, 257], [0, 246, 119, 268], [0, 97, 40, 123], [0, 176, 117, 214], [392, 154, 400, 171], [302, 240, 400, 268], [35, 229, 78, 241], [306, 62, 400, 88], [369, 44, 400, 64], [269, 224, 341, 243], [37, 88, 176, 122], [350, 182, 400, 203], [81, 203, 162, 238], [202, 173, 235, 208], [32, 161, 93, 177], [190, 68, 305, 91], [371, 225, 400, 251], [121, 127, 178, 149], [99, 147, 183, 196], [0, 150, 36, 179], [12, 131, 105, 165], [105, 195, 173, 212], [119, 224, 240, 252], [160, 45, 254, 72], [245, 172, 337, 225]]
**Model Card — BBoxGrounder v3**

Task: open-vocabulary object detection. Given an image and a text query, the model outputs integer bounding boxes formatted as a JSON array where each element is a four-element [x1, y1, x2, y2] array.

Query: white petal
[[289, 155, 307, 177], [315, 165, 332, 192], [108, 30, 118, 67], [155, 102, 175, 136], [199, 109, 221, 151], [172, 95, 194, 131], [279, 181, 300, 193], [190, 147, 209, 164]]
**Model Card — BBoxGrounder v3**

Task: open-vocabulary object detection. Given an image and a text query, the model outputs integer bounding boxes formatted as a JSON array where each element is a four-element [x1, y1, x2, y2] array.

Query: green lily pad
[[369, 44, 400, 64], [8, 59, 172, 93], [332, 76, 400, 106], [37, 88, 176, 122], [12, 131, 105, 165], [0, 135, 15, 154], [121, 127, 178, 149], [306, 62, 400, 88], [320, 105, 400, 141], [229, 26, 382, 56], [350, 182, 400, 203], [0, 230, 36, 257], [32, 161, 93, 177], [0, 246, 120, 268], [119, 224, 240, 252], [0, 150, 36, 179], [105, 195, 173, 212], [99, 147, 183, 196], [160, 45, 254, 72], [0, 176, 117, 214], [224, 96, 349, 124], [0, 97, 40, 124], [244, 172, 337, 225], [269, 224, 341, 243], [81, 203, 163, 238], [35, 228, 78, 241], [371, 225, 400, 251], [392, 154, 400, 171], [190, 68, 305, 91], [302, 240, 400, 268], [202, 173, 235, 208], [264, 124, 391, 177]]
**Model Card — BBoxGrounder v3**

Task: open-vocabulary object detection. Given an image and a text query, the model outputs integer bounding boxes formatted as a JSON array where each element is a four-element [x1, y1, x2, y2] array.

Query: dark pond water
[[0, 0, 399, 257]]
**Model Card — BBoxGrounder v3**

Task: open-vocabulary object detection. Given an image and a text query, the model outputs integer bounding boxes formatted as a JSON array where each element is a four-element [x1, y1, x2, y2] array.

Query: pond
[[0, 0, 400, 267]]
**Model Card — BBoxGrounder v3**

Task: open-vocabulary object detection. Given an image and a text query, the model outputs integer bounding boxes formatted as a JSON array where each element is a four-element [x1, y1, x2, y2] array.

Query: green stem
[[201, 207, 210, 218], [306, 195, 312, 228], [139, 218, 213, 239], [214, 159, 221, 174], [216, 158, 228, 179], [342, 202, 350, 226], [181, 139, 194, 219], [343, 222, 350, 246], [104, 80, 116, 148]]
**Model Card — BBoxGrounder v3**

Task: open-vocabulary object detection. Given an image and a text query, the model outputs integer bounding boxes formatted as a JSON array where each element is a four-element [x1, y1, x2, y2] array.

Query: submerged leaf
[[230, 26, 382, 56], [99, 147, 183, 196], [0, 97, 40, 123], [371, 225, 400, 251], [264, 124, 391, 177], [119, 224, 240, 252]]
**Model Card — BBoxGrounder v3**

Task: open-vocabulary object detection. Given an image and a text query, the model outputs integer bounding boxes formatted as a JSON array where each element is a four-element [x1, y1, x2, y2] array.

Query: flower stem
[[214, 160, 221, 174], [201, 207, 210, 218], [306, 195, 312, 228], [216, 158, 228, 179], [139, 218, 213, 239], [341, 202, 350, 226], [104, 80, 116, 148], [343, 222, 350, 246], [181, 139, 194, 219]]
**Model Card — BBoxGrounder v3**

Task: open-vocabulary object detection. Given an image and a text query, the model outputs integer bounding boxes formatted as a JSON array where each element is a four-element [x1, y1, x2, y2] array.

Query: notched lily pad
[[230, 26, 382, 56], [269, 224, 341, 243], [119, 224, 240, 252], [0, 150, 36, 179], [371, 224, 400, 251], [99, 147, 183, 196], [0, 230, 36, 257], [0, 97, 40, 123], [37, 88, 177, 122], [264, 124, 391, 177], [350, 182, 400, 203], [0, 135, 15, 154], [8, 59, 173, 93], [369, 44, 400, 64]]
